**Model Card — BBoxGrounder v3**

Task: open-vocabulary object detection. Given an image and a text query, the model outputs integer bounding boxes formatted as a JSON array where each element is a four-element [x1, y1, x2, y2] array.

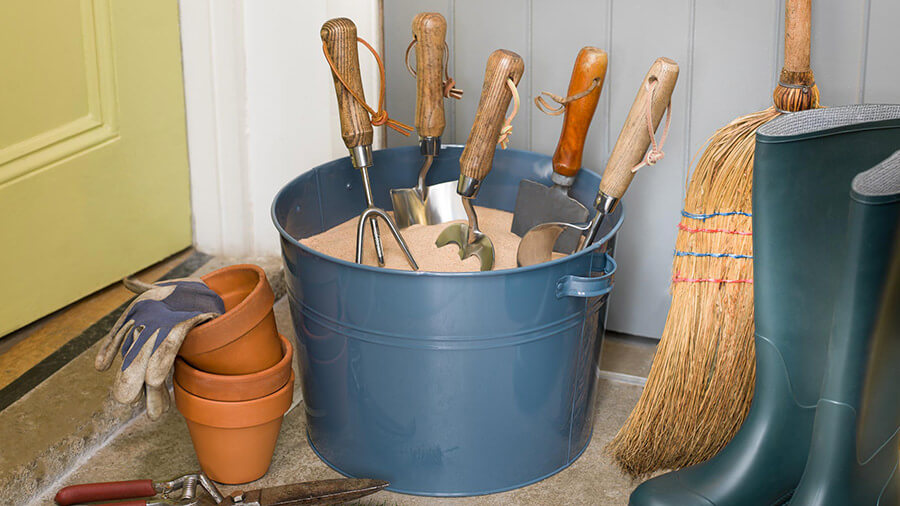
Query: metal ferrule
[[594, 191, 619, 214], [457, 175, 481, 198], [550, 172, 576, 188], [579, 192, 620, 251], [419, 136, 441, 157], [349, 145, 374, 169]]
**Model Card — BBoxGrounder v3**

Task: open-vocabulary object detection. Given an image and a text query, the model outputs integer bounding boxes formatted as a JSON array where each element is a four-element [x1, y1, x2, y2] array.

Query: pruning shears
[[54, 472, 389, 505]]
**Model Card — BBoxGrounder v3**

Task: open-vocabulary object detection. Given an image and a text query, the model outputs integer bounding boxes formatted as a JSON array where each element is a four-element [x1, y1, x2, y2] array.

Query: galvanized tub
[[272, 145, 622, 496]]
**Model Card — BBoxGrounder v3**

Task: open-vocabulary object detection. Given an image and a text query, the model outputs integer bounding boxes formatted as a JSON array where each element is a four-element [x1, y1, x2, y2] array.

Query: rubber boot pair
[[629, 104, 900, 506]]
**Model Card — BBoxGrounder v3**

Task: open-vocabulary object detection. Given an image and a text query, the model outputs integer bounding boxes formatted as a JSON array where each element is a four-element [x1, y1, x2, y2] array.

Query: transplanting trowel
[[517, 57, 679, 267], [436, 49, 525, 271], [391, 12, 466, 229], [511, 46, 608, 253]]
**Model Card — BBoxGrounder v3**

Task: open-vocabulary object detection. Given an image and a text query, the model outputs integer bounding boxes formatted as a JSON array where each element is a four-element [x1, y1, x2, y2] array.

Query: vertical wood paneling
[[863, 0, 900, 103], [383, 0, 900, 338], [530, 0, 611, 164], [603, 0, 693, 338], [809, 0, 869, 105], [452, 0, 531, 150]]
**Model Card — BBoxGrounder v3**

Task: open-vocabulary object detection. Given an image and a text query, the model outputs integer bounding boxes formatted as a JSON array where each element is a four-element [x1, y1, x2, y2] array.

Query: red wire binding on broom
[[677, 223, 753, 236], [672, 273, 753, 284]]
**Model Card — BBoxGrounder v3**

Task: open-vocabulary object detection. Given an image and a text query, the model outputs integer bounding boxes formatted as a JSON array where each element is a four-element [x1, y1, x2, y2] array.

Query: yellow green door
[[0, 0, 192, 335]]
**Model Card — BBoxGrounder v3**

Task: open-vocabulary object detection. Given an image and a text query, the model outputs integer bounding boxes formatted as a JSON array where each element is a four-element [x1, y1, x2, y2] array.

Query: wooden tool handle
[[599, 57, 678, 199], [321, 18, 373, 149], [55, 480, 155, 506], [774, 0, 818, 111], [412, 13, 447, 138], [783, 0, 811, 73], [553, 47, 608, 178], [459, 49, 525, 182]]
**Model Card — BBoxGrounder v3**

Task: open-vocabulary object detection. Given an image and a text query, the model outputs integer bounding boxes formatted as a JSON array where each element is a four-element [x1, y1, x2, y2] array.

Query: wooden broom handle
[[321, 18, 373, 149], [783, 0, 811, 73], [599, 57, 678, 199], [459, 49, 525, 181], [553, 46, 608, 178], [412, 13, 447, 138]]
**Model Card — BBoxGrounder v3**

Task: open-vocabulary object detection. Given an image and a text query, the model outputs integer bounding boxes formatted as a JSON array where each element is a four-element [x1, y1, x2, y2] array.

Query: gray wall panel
[[603, 0, 692, 338], [864, 0, 900, 103], [383, 0, 900, 338]]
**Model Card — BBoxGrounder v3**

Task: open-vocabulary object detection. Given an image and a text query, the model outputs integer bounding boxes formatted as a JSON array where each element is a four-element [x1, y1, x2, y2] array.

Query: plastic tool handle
[[783, 0, 811, 73], [55, 480, 155, 506], [412, 12, 447, 138], [553, 46, 608, 178], [459, 49, 525, 182], [598, 57, 678, 199], [321, 18, 373, 149]]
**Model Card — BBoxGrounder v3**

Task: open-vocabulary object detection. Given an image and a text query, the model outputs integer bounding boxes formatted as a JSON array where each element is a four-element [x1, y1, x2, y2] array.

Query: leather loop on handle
[[599, 57, 678, 199], [459, 49, 525, 182], [412, 12, 447, 138], [321, 18, 373, 149], [783, 0, 811, 73], [553, 47, 608, 178], [55, 480, 155, 506]]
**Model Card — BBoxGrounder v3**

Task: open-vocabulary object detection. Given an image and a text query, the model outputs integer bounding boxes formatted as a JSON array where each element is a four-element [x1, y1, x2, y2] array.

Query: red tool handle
[[55, 480, 155, 505]]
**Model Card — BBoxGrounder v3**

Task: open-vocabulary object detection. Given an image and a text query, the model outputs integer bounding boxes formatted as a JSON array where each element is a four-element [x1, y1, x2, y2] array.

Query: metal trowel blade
[[511, 179, 590, 253], [517, 221, 589, 267], [424, 179, 468, 225], [435, 222, 495, 271], [390, 188, 427, 229]]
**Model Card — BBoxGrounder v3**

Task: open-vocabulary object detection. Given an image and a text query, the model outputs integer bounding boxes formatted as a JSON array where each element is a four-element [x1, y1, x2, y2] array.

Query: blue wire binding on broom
[[681, 210, 752, 220], [674, 250, 753, 259]]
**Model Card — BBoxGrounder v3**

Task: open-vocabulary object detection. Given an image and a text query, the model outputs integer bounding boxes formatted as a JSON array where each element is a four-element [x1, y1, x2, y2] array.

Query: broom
[[607, 0, 819, 476]]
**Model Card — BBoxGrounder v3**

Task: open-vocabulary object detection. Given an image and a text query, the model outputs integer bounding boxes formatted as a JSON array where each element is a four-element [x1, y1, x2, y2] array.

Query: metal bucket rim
[[270, 146, 624, 278]]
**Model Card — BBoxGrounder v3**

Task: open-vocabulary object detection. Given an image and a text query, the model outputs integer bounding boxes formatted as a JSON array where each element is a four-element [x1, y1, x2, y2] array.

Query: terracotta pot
[[174, 372, 294, 484], [175, 334, 293, 402], [179, 264, 282, 374]]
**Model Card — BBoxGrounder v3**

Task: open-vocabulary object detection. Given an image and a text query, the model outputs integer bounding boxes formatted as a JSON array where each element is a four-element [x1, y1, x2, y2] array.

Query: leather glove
[[95, 278, 225, 419]]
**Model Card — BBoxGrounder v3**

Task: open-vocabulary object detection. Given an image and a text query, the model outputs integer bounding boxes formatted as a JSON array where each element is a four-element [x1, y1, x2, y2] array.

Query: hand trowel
[[511, 46, 608, 253], [391, 12, 467, 228], [517, 57, 679, 267], [436, 49, 525, 271]]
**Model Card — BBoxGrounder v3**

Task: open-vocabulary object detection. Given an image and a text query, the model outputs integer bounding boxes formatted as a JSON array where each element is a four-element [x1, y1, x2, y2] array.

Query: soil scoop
[[390, 12, 466, 229]]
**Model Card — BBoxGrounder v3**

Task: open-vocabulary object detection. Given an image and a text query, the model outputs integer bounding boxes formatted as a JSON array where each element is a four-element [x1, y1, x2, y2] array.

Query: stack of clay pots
[[173, 264, 293, 484]]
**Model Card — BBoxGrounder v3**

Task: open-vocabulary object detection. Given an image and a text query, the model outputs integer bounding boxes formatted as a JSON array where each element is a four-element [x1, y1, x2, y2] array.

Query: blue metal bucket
[[272, 146, 623, 496]]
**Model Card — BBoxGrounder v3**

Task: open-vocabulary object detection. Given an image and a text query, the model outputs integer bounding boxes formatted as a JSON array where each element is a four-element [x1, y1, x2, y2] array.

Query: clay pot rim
[[174, 371, 293, 429], [180, 264, 275, 356], [174, 335, 293, 401]]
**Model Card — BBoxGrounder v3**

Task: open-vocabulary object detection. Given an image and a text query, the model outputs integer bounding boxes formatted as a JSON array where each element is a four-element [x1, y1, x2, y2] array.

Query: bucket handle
[[556, 253, 616, 298]]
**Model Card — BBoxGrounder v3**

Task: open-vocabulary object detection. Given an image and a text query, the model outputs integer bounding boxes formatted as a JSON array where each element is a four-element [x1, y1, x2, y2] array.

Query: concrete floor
[[3, 255, 655, 505]]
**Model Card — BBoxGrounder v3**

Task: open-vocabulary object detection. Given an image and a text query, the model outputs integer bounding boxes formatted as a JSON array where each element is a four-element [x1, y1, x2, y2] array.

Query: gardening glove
[[95, 278, 225, 420]]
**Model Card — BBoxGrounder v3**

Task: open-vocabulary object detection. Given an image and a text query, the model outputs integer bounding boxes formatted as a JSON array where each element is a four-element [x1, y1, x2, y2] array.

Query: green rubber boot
[[789, 152, 900, 505], [629, 104, 900, 506]]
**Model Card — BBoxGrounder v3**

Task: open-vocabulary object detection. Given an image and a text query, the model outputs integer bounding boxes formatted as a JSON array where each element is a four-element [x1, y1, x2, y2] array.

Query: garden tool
[[94, 278, 224, 420], [629, 104, 900, 506], [435, 49, 525, 271], [517, 57, 678, 267], [790, 152, 900, 505], [511, 46, 607, 253], [321, 17, 418, 270], [610, 0, 821, 476], [55, 471, 389, 505], [390, 12, 466, 228]]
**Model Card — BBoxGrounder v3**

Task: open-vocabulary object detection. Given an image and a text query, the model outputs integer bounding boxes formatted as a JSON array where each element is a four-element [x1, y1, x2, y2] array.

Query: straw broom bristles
[[607, 108, 779, 476], [607, 0, 819, 479]]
